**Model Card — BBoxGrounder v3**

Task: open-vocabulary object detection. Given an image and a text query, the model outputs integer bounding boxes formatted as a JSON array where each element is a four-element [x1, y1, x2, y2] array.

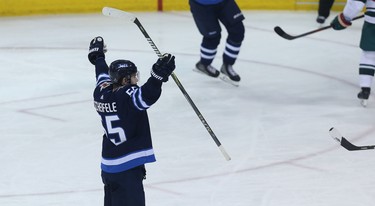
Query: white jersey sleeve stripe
[[131, 88, 150, 110], [96, 73, 111, 86]]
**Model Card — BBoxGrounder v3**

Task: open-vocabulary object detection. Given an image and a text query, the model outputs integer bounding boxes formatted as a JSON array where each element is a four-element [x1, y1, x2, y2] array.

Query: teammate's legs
[[218, 0, 244, 66], [216, 0, 244, 82], [316, 0, 335, 23], [222, 22, 245, 66], [318, 0, 335, 18], [189, 0, 222, 66]]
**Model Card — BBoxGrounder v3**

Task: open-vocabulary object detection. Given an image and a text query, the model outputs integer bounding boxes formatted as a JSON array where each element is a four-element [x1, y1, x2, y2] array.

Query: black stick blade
[[274, 15, 364, 41], [341, 137, 375, 151], [329, 127, 375, 151], [274, 26, 295, 40], [340, 137, 365, 151]]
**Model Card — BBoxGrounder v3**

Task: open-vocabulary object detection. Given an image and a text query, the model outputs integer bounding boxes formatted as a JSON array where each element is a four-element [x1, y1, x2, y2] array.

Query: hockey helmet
[[109, 59, 138, 84]]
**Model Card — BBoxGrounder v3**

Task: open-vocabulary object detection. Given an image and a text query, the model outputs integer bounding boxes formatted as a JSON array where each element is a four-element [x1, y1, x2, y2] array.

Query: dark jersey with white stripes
[[93, 58, 163, 173]]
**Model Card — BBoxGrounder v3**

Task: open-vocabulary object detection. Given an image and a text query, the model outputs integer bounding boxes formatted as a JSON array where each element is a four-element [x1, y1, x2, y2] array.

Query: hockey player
[[88, 36, 175, 206], [316, 0, 335, 24], [189, 0, 245, 84], [330, 0, 375, 106]]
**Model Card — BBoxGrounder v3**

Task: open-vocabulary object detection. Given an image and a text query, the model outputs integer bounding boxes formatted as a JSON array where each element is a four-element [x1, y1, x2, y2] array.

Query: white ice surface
[[1, 10, 375, 206]]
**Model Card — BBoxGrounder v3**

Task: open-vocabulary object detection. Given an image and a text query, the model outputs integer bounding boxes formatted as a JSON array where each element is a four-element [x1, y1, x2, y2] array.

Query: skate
[[194, 61, 220, 78], [357, 87, 371, 107], [219, 64, 240, 86], [316, 16, 326, 24]]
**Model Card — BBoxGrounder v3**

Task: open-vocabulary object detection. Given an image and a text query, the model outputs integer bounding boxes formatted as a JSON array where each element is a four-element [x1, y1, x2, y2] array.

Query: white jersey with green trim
[[344, 0, 375, 24]]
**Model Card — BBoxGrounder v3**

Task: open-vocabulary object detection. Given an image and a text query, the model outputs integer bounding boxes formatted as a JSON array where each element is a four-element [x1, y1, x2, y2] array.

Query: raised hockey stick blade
[[102, 7, 231, 161], [274, 14, 364, 40], [329, 127, 375, 151]]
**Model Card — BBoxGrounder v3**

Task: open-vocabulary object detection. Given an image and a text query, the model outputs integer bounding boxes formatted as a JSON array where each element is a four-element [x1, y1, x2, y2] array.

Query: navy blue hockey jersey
[[194, 0, 223, 5], [93, 58, 163, 173]]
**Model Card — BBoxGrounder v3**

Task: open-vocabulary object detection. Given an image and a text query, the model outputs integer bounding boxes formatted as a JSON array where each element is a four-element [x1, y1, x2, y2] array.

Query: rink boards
[[0, 0, 346, 16]]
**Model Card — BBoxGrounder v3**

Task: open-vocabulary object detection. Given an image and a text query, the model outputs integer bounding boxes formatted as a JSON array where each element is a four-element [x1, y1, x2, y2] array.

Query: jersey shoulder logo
[[100, 82, 111, 91]]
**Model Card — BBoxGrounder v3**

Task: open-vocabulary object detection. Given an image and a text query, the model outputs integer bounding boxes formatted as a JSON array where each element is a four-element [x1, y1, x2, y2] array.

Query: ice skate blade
[[219, 74, 239, 87], [360, 99, 367, 107], [192, 68, 219, 78], [317, 23, 325, 28]]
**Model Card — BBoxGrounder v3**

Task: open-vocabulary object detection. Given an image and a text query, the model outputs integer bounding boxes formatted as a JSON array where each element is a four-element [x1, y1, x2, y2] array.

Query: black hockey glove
[[150, 53, 176, 82], [88, 36, 107, 65]]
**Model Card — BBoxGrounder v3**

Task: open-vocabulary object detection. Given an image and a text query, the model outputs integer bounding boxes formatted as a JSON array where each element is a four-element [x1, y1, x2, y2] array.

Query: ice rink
[[1, 9, 375, 206]]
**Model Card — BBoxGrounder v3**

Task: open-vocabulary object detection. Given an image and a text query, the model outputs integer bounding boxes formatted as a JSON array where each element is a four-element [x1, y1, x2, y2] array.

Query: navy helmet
[[109, 59, 138, 84]]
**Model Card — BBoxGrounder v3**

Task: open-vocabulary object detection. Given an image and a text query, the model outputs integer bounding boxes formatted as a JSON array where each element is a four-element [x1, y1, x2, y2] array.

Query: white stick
[[102, 7, 136, 22]]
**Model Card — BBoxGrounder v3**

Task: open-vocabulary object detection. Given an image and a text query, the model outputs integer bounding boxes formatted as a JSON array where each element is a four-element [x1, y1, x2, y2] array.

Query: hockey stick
[[274, 14, 364, 40], [329, 127, 375, 151], [102, 7, 231, 161]]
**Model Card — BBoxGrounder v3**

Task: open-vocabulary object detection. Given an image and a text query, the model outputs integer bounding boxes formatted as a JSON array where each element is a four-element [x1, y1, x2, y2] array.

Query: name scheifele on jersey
[[94, 101, 117, 113]]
